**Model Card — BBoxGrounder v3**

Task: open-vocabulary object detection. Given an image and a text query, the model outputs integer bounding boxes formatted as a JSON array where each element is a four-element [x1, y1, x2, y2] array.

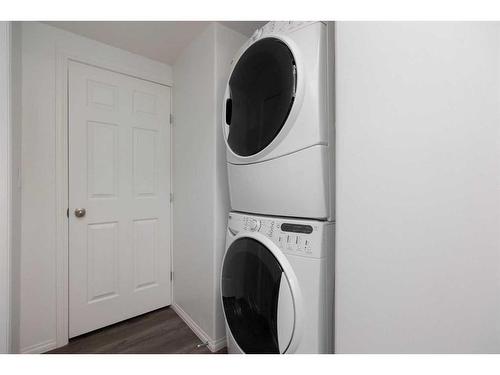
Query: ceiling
[[44, 21, 266, 65]]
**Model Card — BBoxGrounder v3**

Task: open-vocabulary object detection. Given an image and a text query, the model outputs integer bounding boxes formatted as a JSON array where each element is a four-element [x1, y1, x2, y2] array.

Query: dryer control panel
[[227, 212, 333, 259], [255, 21, 318, 39]]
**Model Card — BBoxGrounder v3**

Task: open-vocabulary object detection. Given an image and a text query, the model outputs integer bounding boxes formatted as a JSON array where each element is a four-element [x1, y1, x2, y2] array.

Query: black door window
[[226, 38, 296, 157], [221, 238, 285, 353]]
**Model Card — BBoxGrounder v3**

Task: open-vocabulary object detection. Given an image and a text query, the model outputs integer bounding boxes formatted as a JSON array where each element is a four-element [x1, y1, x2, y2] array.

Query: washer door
[[221, 237, 296, 353], [225, 37, 296, 157]]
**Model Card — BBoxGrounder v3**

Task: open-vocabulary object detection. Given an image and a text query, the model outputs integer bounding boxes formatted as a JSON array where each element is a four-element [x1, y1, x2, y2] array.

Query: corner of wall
[[171, 21, 248, 344], [171, 21, 218, 341], [9, 20, 22, 354], [211, 23, 247, 342]]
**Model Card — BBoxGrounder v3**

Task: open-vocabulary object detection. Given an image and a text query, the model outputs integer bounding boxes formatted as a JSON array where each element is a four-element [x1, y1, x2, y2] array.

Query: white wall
[[10, 21, 22, 354], [19, 21, 172, 353], [335, 22, 500, 353], [172, 22, 245, 349], [213, 23, 247, 341], [172, 24, 217, 343], [0, 21, 12, 354]]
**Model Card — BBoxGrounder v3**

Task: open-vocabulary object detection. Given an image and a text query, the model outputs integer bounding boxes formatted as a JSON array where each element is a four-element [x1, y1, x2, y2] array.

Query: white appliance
[[222, 21, 335, 220], [221, 212, 334, 354]]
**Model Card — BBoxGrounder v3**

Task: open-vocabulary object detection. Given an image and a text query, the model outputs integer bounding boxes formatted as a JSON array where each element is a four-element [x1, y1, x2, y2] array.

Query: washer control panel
[[229, 212, 331, 259]]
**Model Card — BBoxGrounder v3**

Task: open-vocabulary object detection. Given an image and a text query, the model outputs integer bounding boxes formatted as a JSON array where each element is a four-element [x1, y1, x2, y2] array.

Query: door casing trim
[[55, 48, 173, 349]]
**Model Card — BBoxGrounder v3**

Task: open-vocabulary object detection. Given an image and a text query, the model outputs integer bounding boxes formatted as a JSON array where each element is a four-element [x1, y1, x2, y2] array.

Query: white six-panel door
[[68, 61, 172, 338]]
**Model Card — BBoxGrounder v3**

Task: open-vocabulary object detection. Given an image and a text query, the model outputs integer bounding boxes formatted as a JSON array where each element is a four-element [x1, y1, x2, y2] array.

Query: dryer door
[[225, 37, 296, 157], [221, 237, 296, 353]]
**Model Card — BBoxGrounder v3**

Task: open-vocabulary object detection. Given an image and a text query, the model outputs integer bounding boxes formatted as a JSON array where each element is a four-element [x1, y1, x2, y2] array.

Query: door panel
[[221, 237, 295, 353], [87, 222, 119, 303], [87, 121, 118, 198], [133, 128, 158, 197], [69, 61, 172, 338], [133, 218, 159, 291]]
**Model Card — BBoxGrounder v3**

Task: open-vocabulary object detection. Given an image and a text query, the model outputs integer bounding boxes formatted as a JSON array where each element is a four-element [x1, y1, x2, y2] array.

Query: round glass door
[[221, 237, 295, 354], [225, 38, 296, 157]]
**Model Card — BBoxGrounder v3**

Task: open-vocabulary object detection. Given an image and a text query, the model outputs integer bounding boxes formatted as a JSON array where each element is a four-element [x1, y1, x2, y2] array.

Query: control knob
[[248, 219, 261, 232]]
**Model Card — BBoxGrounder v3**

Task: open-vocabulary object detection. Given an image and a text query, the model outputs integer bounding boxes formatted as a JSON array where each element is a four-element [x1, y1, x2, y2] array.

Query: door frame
[[54, 48, 173, 348]]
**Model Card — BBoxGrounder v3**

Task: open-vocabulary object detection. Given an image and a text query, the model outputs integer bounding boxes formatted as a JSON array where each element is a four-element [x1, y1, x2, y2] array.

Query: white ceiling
[[44, 21, 266, 65]]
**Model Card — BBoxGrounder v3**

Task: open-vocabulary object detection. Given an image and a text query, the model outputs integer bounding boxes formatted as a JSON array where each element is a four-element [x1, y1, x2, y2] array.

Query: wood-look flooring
[[47, 306, 227, 354]]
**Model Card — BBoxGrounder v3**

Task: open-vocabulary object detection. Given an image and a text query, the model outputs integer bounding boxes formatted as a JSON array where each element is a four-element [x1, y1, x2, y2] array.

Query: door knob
[[74, 208, 86, 218]]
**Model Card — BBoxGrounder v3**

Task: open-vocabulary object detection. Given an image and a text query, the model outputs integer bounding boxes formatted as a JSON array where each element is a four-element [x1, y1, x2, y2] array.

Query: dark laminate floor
[[47, 307, 227, 354]]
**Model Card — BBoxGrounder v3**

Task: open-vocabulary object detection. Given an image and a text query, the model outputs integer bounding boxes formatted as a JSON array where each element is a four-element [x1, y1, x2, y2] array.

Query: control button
[[304, 239, 312, 253], [268, 222, 274, 234], [266, 221, 274, 236]]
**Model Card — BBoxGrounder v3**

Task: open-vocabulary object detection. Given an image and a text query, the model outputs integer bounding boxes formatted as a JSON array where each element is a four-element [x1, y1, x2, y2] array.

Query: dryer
[[223, 21, 335, 220], [221, 212, 335, 354]]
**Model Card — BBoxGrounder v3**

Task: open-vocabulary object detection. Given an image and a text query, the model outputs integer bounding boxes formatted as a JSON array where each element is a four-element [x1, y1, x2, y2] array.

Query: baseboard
[[209, 336, 227, 352], [21, 339, 57, 354], [172, 303, 226, 353]]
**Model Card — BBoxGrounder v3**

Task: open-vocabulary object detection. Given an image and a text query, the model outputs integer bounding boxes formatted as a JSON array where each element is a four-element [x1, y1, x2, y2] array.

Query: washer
[[222, 21, 335, 220], [221, 212, 334, 354]]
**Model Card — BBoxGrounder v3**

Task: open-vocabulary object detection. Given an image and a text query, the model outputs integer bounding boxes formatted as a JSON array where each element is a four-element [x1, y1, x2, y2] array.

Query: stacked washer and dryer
[[220, 21, 335, 354]]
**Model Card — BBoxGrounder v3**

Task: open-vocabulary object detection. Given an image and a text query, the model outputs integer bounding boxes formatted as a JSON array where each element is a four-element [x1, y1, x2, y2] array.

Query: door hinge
[[170, 193, 174, 203], [170, 271, 174, 282], [170, 114, 174, 126], [66, 208, 69, 218]]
